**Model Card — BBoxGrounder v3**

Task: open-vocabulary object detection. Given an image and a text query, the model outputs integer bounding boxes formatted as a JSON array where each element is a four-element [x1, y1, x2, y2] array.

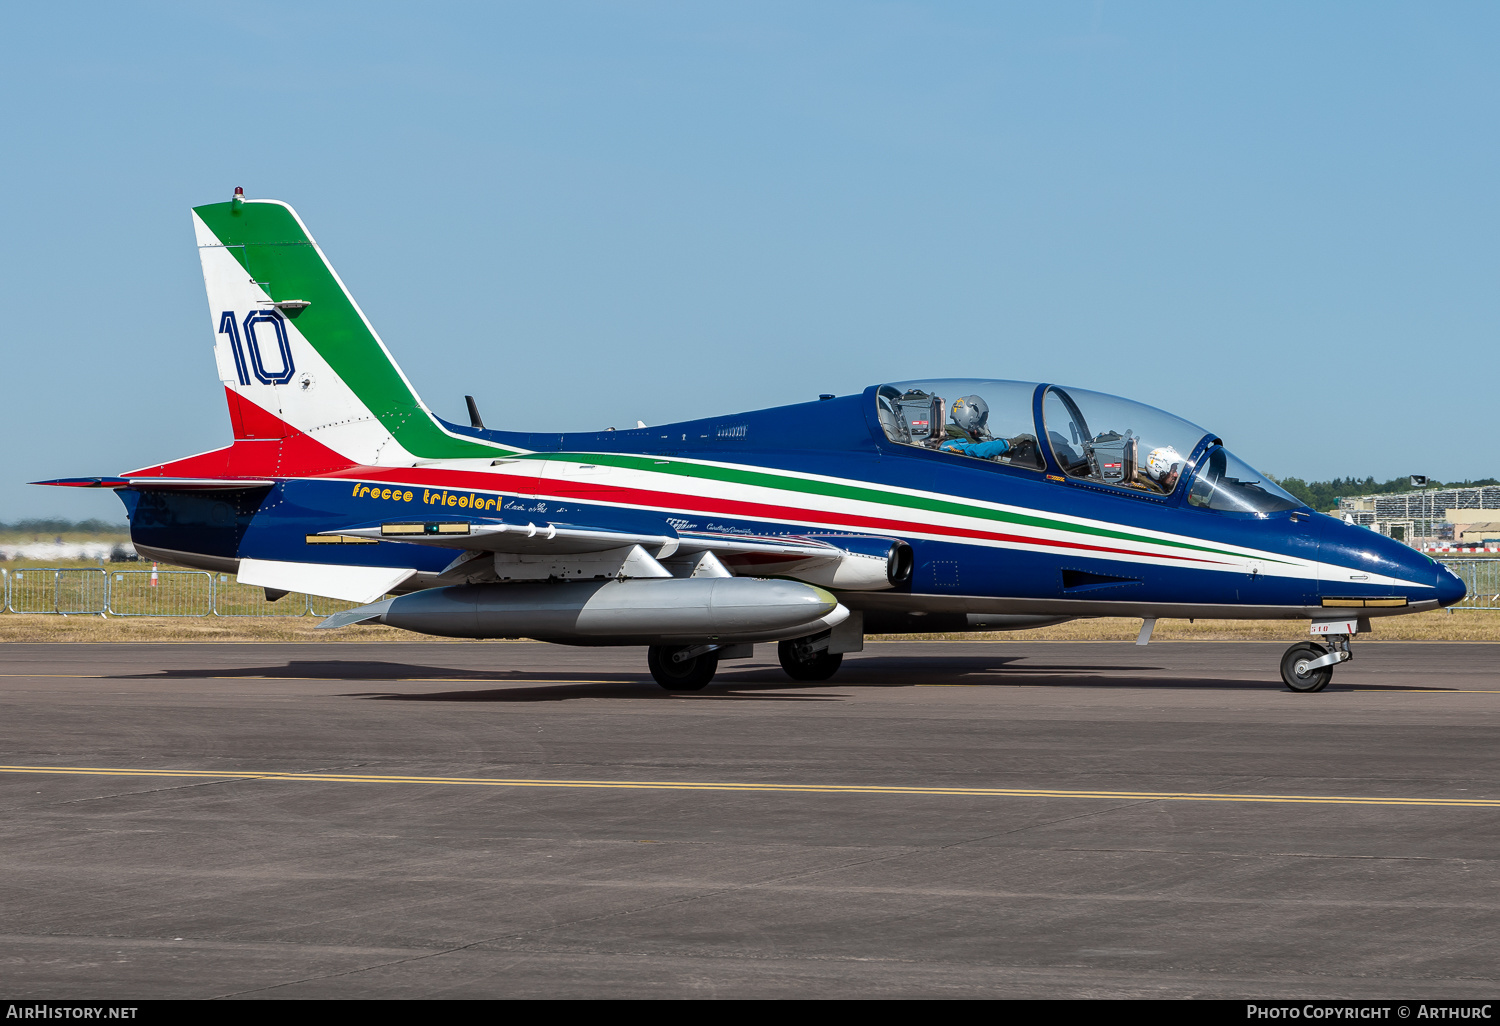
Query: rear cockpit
[[877, 381, 1044, 471]]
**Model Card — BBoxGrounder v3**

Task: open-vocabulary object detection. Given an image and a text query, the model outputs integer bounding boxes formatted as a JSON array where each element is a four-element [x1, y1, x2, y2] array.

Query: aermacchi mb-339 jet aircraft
[[39, 191, 1466, 692]]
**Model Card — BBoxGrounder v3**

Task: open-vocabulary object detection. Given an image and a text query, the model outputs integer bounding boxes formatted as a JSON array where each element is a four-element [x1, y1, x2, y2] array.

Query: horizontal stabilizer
[[317, 598, 394, 629], [236, 558, 415, 604], [38, 473, 278, 492], [30, 477, 131, 489], [125, 477, 276, 490]]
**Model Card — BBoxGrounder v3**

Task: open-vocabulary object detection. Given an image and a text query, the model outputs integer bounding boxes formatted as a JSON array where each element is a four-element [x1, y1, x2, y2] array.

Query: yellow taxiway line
[[1, 764, 1496, 808]]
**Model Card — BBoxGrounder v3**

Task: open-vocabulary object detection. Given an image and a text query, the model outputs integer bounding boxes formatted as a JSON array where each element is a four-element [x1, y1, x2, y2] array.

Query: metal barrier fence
[[307, 594, 365, 616], [211, 573, 313, 617], [9, 568, 109, 615], [0, 567, 385, 617], [2, 561, 1496, 615], [1438, 558, 1500, 611], [108, 569, 214, 617]]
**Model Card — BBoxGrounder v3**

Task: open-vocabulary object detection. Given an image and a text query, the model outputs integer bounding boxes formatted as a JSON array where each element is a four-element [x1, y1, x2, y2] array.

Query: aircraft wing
[[674, 532, 843, 571], [321, 517, 899, 590], [322, 518, 844, 561], [237, 559, 415, 604], [320, 518, 677, 555]]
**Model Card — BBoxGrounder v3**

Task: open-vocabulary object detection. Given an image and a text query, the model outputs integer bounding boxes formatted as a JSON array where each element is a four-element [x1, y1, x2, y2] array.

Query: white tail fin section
[[192, 193, 513, 464]]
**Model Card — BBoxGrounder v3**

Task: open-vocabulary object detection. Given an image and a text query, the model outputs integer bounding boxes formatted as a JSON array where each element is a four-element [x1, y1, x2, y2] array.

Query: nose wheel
[[1280, 632, 1353, 693], [1280, 642, 1333, 692]]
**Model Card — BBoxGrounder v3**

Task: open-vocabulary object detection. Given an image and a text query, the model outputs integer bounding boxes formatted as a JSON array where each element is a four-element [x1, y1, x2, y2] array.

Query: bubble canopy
[[875, 379, 1304, 513]]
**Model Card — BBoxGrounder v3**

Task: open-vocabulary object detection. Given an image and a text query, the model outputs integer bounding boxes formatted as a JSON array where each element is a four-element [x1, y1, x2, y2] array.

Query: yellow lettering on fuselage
[[347, 485, 422, 504], [348, 485, 495, 509]]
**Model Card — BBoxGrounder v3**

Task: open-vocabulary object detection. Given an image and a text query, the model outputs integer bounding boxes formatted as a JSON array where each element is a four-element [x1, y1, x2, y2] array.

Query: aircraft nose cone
[[1435, 562, 1468, 607]]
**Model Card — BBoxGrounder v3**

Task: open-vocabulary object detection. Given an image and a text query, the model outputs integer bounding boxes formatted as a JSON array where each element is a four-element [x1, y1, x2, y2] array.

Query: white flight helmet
[[951, 395, 991, 440], [1146, 446, 1185, 488]]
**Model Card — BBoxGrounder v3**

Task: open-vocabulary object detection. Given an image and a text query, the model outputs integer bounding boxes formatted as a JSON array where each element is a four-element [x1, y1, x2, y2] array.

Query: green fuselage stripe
[[515, 452, 1276, 563], [190, 204, 1285, 566]]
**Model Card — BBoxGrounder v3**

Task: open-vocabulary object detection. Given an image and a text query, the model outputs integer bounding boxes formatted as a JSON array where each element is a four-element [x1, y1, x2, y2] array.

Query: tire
[[777, 639, 844, 682], [1280, 641, 1333, 693], [648, 645, 718, 691]]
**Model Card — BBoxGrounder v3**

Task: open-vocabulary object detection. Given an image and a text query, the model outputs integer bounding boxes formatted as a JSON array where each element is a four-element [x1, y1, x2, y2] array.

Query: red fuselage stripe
[[123, 400, 1226, 568], [333, 467, 1224, 566]]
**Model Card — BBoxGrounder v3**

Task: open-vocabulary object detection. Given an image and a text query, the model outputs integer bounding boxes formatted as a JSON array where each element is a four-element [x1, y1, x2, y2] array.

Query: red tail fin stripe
[[225, 388, 289, 440], [123, 392, 352, 479]]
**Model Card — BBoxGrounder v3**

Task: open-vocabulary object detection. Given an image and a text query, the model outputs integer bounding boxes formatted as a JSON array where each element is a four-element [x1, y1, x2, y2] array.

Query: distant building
[[1335, 485, 1500, 548], [1456, 521, 1500, 545]]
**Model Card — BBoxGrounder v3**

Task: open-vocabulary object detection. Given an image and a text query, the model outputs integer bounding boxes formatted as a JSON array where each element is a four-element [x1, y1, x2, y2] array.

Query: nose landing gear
[[1279, 631, 1353, 693]]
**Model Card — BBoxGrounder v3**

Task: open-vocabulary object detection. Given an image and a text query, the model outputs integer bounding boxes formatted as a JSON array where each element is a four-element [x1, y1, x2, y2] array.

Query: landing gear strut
[[647, 644, 719, 691], [778, 631, 843, 681], [1279, 633, 1352, 693]]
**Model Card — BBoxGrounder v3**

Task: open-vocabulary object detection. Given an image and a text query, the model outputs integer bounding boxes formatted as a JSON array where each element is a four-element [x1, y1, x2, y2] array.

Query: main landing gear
[[647, 630, 848, 691], [647, 644, 719, 691], [1279, 632, 1353, 693], [778, 631, 843, 681]]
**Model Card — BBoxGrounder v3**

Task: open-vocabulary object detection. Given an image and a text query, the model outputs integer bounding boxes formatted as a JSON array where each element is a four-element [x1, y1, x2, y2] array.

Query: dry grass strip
[[878, 609, 1500, 643], [0, 609, 1495, 644]]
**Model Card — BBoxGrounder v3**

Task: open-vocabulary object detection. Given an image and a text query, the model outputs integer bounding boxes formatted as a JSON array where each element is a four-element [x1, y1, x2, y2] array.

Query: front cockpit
[[1185, 447, 1303, 514], [876, 378, 1305, 513]]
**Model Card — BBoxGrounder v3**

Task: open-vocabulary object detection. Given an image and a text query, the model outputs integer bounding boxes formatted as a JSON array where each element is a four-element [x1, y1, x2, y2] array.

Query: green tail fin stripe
[[194, 199, 512, 459]]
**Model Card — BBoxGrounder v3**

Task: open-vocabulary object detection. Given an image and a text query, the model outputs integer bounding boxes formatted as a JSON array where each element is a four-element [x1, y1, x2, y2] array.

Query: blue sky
[[2, 2, 1495, 521]]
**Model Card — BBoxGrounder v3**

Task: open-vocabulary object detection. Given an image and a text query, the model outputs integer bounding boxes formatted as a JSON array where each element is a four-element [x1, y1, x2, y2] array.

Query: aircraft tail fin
[[192, 190, 504, 463]]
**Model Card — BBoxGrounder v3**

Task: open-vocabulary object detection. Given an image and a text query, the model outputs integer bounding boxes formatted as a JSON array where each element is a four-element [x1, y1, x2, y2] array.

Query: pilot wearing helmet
[[939, 395, 1036, 462], [1144, 446, 1186, 493]]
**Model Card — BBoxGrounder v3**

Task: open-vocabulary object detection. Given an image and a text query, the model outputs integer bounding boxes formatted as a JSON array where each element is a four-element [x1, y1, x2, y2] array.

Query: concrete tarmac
[[1, 640, 1498, 999]]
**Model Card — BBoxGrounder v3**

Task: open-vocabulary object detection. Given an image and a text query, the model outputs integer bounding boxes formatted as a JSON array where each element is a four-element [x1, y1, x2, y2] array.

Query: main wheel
[[648, 645, 718, 691], [1280, 641, 1333, 693], [778, 639, 844, 681]]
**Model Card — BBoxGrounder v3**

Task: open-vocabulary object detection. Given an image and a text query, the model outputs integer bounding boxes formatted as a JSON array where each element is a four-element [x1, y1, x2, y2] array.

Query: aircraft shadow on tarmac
[[108, 656, 1456, 697], [346, 682, 846, 703], [111, 654, 1138, 682], [110, 660, 639, 682], [344, 676, 1448, 703]]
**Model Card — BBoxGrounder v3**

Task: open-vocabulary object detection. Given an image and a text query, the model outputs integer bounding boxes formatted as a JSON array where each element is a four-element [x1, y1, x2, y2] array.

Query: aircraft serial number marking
[[2, 765, 1497, 808]]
